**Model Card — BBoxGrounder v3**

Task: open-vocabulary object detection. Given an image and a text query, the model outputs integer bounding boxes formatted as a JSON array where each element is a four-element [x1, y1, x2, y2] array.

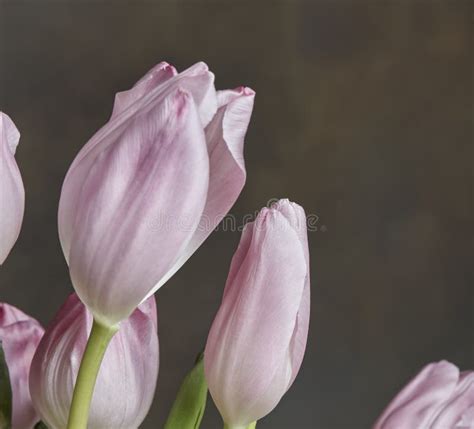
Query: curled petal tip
[[234, 86, 255, 96], [270, 198, 302, 210], [271, 197, 290, 206], [156, 61, 175, 70], [190, 61, 209, 73], [146, 61, 178, 79]]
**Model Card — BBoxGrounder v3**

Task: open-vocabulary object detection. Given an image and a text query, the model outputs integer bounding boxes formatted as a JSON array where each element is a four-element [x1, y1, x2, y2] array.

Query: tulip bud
[[0, 113, 25, 265], [29, 293, 159, 429], [204, 199, 311, 428], [0, 303, 44, 429], [58, 61, 255, 326], [373, 361, 474, 429]]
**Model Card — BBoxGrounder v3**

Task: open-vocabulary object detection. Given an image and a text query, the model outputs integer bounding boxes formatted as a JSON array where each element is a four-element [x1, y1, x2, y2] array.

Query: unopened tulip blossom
[[0, 303, 44, 429], [204, 199, 311, 429], [0, 113, 25, 265], [373, 361, 474, 429], [29, 293, 159, 429], [58, 61, 255, 327]]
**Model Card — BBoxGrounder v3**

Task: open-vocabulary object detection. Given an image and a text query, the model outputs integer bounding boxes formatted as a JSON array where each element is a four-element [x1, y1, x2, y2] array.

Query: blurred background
[[0, 1, 472, 428]]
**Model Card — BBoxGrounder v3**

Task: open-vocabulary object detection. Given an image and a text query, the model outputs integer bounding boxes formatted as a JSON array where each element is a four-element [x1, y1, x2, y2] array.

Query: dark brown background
[[0, 1, 472, 428]]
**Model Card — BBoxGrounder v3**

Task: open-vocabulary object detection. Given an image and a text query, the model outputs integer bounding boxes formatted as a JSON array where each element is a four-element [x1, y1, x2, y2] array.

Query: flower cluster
[[0, 61, 472, 429]]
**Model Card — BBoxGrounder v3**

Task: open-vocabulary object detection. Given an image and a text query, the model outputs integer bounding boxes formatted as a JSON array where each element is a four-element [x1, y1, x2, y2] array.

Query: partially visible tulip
[[0, 303, 44, 429], [204, 199, 311, 428], [29, 293, 159, 429], [58, 61, 255, 326], [373, 361, 474, 429], [0, 113, 25, 265]]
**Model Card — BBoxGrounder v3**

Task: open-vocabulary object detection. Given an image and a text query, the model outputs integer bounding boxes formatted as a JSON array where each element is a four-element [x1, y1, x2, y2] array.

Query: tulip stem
[[67, 319, 118, 429], [223, 423, 257, 429]]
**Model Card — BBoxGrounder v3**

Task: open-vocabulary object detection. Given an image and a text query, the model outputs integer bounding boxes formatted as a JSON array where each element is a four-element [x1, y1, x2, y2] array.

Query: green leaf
[[0, 341, 12, 429], [34, 422, 49, 429], [164, 352, 208, 429]]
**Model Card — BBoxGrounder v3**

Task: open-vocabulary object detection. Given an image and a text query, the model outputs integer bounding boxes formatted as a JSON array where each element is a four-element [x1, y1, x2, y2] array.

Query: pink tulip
[[58, 61, 255, 326], [204, 199, 311, 428], [0, 113, 25, 265], [29, 293, 159, 429], [373, 361, 474, 429], [0, 303, 44, 429]]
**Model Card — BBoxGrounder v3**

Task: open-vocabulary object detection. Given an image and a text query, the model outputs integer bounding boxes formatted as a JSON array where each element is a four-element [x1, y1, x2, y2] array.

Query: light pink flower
[[204, 199, 310, 428], [0, 113, 25, 265], [374, 361, 474, 429], [0, 303, 44, 429], [58, 61, 255, 326], [29, 293, 159, 429]]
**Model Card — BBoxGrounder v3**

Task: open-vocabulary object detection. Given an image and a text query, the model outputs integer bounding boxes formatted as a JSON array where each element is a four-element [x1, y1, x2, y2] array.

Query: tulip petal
[[0, 113, 25, 265], [148, 87, 255, 295], [271, 200, 311, 386], [222, 221, 254, 299], [67, 88, 209, 325], [456, 406, 474, 429], [59, 62, 217, 264], [110, 62, 178, 120], [0, 304, 43, 429], [431, 372, 474, 428], [0, 302, 32, 325], [205, 207, 307, 426], [29, 294, 159, 429], [373, 361, 460, 429]]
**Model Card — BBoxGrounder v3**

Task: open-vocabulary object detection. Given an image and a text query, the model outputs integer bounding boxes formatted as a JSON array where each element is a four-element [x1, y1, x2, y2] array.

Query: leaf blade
[[164, 353, 208, 429]]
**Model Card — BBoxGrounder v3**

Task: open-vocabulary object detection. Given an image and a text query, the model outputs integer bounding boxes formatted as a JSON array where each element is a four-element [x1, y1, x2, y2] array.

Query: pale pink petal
[[0, 113, 25, 265], [149, 86, 255, 294], [271, 200, 311, 386], [67, 88, 209, 326], [0, 303, 44, 429], [222, 221, 254, 300], [0, 302, 31, 325], [110, 62, 178, 120], [373, 361, 460, 429], [29, 294, 158, 429], [431, 372, 474, 428], [456, 407, 474, 429]]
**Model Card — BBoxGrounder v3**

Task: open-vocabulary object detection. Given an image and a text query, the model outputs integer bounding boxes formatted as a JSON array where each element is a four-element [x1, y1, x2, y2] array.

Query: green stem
[[223, 423, 257, 429], [67, 319, 118, 429]]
